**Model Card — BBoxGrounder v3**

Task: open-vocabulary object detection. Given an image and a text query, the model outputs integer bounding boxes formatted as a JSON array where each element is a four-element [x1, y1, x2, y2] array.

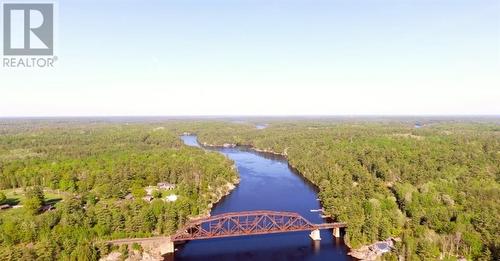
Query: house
[[157, 182, 176, 190], [142, 195, 153, 202], [0, 204, 11, 210]]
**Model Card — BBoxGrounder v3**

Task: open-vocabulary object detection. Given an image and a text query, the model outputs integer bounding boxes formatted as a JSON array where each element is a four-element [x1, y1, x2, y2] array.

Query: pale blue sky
[[1, 0, 499, 116]]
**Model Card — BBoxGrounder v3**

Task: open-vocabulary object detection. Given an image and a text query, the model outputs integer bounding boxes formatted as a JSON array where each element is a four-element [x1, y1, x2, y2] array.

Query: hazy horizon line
[[1, 114, 499, 119]]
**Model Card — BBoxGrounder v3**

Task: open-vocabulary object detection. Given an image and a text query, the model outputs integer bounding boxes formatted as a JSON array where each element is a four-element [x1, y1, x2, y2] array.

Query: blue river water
[[176, 135, 351, 261]]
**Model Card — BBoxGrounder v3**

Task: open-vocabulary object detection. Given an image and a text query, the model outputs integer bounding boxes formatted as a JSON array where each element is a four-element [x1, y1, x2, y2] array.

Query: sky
[[1, 0, 499, 117]]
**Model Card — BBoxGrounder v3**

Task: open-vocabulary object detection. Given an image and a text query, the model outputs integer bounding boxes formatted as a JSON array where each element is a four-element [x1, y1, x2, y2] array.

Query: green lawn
[[1, 188, 64, 207]]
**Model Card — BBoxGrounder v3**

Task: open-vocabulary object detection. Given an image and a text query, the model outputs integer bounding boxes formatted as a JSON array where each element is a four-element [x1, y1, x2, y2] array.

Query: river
[[176, 135, 351, 260]]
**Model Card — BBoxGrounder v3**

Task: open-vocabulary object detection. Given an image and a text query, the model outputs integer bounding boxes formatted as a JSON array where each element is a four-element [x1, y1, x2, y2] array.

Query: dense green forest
[[0, 119, 498, 260], [0, 121, 237, 260], [178, 120, 499, 261]]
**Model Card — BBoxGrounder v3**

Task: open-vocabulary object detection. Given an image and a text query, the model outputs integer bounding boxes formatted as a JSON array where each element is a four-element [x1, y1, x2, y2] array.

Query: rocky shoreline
[[348, 238, 398, 260], [194, 178, 240, 220]]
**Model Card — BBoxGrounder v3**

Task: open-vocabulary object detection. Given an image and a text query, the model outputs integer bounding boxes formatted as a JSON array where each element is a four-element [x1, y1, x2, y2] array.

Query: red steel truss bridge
[[171, 210, 346, 242]]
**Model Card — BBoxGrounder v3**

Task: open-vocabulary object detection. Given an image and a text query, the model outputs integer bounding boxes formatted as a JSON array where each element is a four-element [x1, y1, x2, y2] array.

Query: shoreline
[[190, 177, 240, 221], [183, 139, 241, 221]]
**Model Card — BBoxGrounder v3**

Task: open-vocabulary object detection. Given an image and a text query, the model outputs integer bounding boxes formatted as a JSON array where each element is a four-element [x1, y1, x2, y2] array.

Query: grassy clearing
[[1, 187, 64, 207]]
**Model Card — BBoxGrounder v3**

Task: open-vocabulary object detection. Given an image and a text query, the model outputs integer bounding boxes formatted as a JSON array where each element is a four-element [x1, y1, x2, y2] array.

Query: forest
[[0, 118, 498, 260], [0, 121, 238, 260], [178, 119, 499, 261]]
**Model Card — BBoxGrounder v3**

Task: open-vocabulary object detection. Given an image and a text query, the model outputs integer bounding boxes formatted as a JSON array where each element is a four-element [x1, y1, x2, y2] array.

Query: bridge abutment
[[161, 240, 175, 255], [309, 229, 321, 241]]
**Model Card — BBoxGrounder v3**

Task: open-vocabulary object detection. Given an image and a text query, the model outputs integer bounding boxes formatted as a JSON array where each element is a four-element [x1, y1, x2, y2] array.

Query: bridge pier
[[309, 229, 321, 241], [332, 227, 340, 238]]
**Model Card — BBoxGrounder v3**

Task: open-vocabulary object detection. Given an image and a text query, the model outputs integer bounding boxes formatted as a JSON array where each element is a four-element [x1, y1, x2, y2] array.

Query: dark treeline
[[0, 123, 237, 260], [181, 120, 499, 261]]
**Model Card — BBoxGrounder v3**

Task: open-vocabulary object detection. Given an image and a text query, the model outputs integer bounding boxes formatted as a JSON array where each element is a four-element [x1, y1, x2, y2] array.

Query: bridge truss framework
[[172, 210, 346, 242]]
